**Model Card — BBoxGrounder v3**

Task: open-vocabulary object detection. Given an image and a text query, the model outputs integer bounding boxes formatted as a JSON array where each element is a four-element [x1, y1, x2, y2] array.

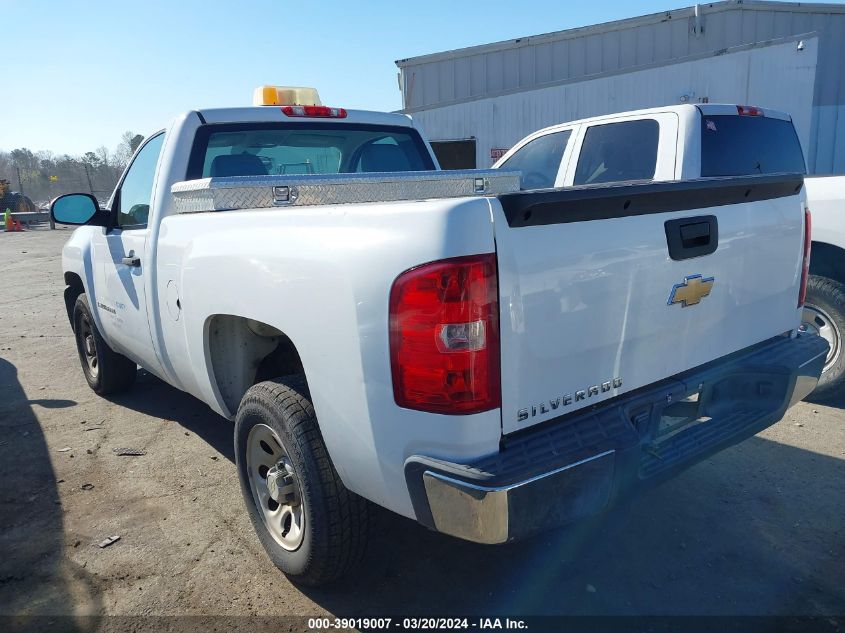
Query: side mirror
[[50, 193, 108, 226]]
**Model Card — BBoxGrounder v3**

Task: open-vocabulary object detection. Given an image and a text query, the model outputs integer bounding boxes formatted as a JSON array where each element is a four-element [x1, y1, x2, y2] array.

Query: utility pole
[[15, 167, 24, 196], [83, 164, 95, 195]]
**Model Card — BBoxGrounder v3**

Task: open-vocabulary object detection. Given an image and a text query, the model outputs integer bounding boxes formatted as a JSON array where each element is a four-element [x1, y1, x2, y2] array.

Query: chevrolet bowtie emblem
[[668, 274, 714, 307]]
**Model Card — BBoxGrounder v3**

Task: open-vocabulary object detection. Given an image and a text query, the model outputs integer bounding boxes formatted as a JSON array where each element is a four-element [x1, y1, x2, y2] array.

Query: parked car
[[51, 91, 826, 585]]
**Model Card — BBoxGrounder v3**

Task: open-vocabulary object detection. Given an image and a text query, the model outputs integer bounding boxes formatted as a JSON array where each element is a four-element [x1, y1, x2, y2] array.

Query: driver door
[[90, 133, 165, 375]]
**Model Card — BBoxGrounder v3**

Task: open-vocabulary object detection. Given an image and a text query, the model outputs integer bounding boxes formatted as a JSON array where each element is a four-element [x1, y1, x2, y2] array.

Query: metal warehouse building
[[396, 0, 845, 172]]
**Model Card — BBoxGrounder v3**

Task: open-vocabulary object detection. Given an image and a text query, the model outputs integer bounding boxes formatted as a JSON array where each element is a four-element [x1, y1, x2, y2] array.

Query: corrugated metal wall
[[411, 38, 818, 169], [398, 1, 845, 173]]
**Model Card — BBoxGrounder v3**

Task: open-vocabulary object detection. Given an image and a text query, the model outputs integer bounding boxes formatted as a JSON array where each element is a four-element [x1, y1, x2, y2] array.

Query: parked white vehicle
[[496, 103, 842, 399], [52, 91, 826, 585], [802, 175, 845, 400]]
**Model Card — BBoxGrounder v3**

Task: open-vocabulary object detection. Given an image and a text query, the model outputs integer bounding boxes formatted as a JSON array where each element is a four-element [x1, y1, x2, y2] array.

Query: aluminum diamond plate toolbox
[[171, 169, 521, 213]]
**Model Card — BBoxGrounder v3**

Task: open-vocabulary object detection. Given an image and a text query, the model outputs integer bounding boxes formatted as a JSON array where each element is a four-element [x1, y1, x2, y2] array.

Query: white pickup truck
[[495, 103, 843, 399], [52, 89, 827, 586], [802, 175, 845, 399]]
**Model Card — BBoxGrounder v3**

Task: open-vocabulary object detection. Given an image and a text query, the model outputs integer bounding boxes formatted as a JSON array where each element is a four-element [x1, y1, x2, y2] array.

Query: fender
[[61, 227, 106, 337], [152, 197, 501, 518]]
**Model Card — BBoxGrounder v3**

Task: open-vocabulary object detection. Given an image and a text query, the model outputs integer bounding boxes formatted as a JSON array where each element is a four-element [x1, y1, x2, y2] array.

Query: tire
[[72, 294, 137, 395], [234, 376, 371, 586], [801, 275, 845, 402]]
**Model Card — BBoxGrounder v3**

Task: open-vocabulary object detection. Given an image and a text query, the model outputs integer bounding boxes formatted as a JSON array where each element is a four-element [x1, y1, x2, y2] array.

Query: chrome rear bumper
[[405, 333, 828, 544], [421, 451, 615, 544]]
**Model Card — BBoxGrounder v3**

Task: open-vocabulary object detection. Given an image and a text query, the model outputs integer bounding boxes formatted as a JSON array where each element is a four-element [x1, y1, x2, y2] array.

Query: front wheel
[[234, 376, 371, 586], [72, 294, 137, 395], [801, 275, 845, 402]]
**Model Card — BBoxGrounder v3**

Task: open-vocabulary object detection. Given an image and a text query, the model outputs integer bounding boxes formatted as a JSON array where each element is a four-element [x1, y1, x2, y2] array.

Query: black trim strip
[[498, 173, 804, 228]]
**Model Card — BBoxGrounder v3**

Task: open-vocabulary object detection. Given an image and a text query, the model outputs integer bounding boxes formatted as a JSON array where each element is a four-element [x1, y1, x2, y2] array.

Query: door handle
[[121, 256, 141, 267], [680, 221, 711, 249]]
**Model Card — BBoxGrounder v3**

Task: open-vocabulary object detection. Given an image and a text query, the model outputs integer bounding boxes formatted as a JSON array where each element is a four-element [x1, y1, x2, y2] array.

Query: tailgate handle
[[665, 215, 718, 261], [680, 222, 710, 248]]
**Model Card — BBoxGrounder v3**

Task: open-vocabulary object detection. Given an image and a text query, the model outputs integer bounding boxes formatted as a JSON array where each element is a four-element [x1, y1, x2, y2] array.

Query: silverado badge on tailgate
[[668, 274, 714, 307]]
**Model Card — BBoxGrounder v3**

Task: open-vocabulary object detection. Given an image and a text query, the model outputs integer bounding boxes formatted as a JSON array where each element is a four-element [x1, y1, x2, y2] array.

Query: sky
[[1, 0, 834, 156]]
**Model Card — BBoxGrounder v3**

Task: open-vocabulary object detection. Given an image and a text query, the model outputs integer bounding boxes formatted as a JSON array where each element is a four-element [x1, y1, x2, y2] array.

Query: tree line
[[0, 131, 144, 207]]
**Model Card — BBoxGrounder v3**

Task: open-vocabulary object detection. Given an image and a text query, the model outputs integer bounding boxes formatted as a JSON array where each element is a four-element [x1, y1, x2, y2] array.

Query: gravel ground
[[1, 227, 843, 629]]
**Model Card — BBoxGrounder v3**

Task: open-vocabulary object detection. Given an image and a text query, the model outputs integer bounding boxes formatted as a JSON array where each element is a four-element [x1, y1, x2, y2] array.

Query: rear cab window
[[699, 114, 806, 176], [187, 123, 435, 179]]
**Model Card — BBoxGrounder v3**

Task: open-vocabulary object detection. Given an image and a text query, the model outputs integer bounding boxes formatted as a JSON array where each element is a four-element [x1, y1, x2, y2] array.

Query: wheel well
[[63, 272, 85, 329], [810, 242, 845, 285], [206, 315, 304, 415]]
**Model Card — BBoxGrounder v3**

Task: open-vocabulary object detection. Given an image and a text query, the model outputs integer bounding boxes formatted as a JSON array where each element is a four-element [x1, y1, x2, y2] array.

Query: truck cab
[[494, 103, 805, 187], [59, 88, 439, 395]]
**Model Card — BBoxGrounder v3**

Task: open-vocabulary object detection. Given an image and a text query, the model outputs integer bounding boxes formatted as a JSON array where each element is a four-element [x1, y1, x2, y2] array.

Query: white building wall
[[411, 37, 818, 169]]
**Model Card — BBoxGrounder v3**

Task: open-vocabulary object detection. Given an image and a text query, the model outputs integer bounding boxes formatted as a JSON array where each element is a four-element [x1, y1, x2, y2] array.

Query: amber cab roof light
[[253, 86, 322, 107]]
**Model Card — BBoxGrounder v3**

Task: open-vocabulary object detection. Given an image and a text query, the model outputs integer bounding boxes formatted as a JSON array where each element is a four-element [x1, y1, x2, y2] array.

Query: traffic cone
[[15, 219, 24, 232]]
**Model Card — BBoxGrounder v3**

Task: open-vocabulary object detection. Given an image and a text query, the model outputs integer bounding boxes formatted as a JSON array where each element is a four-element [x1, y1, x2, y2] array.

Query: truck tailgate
[[493, 175, 806, 434]]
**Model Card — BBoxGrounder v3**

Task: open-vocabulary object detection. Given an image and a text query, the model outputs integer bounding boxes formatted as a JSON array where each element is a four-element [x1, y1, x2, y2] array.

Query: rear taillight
[[799, 207, 812, 307], [736, 105, 763, 116], [389, 254, 500, 415], [281, 105, 347, 118]]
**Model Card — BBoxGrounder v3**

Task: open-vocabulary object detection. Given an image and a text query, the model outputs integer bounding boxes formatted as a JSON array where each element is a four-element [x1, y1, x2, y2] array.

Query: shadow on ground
[[0, 357, 102, 629], [108, 370, 234, 462], [806, 390, 845, 410], [304, 435, 845, 616], [68, 369, 845, 617]]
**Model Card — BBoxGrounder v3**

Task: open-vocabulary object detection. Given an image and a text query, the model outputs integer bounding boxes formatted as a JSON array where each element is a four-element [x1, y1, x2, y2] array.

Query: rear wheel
[[801, 275, 845, 401], [72, 294, 137, 395], [234, 376, 371, 586]]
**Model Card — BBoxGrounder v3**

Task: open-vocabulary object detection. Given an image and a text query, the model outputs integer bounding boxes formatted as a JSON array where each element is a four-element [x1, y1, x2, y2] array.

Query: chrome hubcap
[[79, 316, 99, 378], [801, 303, 841, 372], [246, 424, 305, 551]]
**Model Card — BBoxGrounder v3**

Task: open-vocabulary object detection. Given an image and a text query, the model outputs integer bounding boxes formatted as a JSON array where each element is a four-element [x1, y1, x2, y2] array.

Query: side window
[[116, 133, 165, 229], [500, 130, 571, 190], [573, 119, 659, 186]]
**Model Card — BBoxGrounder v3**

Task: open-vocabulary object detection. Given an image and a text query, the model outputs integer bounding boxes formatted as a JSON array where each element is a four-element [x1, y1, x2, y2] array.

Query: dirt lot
[[1, 228, 844, 628]]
